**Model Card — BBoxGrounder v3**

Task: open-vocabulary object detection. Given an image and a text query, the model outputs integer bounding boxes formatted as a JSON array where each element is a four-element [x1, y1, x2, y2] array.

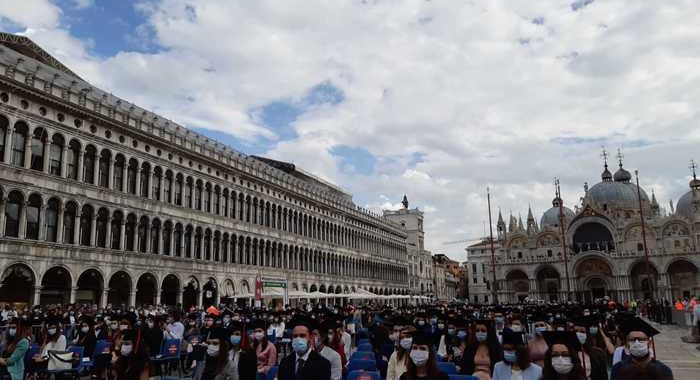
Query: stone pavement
[[647, 320, 700, 380]]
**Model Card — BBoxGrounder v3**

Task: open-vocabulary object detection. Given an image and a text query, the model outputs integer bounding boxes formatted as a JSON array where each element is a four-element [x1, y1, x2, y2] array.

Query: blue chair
[[347, 370, 381, 380], [266, 365, 279, 380], [347, 359, 377, 372], [350, 351, 375, 361], [152, 338, 182, 377], [358, 338, 371, 346], [448, 375, 479, 380], [81, 339, 112, 370], [23, 343, 42, 376], [438, 362, 458, 375], [357, 343, 373, 352]]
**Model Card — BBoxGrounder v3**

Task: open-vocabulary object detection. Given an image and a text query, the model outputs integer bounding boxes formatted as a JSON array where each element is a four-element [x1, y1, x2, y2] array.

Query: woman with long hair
[[387, 326, 415, 380], [461, 320, 502, 380], [528, 316, 550, 368], [73, 316, 97, 358], [222, 323, 257, 380], [111, 328, 150, 380], [572, 319, 607, 380], [492, 328, 542, 380], [251, 320, 276, 380], [194, 328, 231, 380], [0, 318, 31, 380], [399, 332, 448, 380], [35, 318, 67, 371], [541, 332, 586, 380]]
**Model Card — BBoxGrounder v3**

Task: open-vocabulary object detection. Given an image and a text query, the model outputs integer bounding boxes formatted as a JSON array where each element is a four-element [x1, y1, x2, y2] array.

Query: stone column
[[105, 216, 112, 248], [0, 196, 6, 237], [55, 202, 64, 243], [107, 157, 114, 189], [158, 175, 164, 202], [208, 235, 213, 260], [90, 211, 97, 246], [135, 168, 142, 197], [129, 290, 136, 308], [42, 141, 51, 174], [198, 289, 204, 308], [18, 201, 27, 238], [155, 285, 162, 306], [23, 135, 31, 169], [70, 286, 78, 304], [73, 212, 81, 244], [33, 286, 42, 306], [2, 127, 12, 163], [176, 289, 183, 306], [101, 289, 109, 308], [38, 203, 47, 240], [119, 220, 126, 250], [60, 145, 68, 178], [92, 159, 99, 186], [189, 233, 195, 258], [120, 163, 126, 192], [145, 223, 152, 253], [76, 150, 84, 182]]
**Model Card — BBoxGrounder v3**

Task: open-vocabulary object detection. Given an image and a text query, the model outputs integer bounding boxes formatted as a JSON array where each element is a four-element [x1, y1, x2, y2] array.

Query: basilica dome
[[540, 196, 575, 228], [586, 163, 649, 210], [675, 177, 700, 219]]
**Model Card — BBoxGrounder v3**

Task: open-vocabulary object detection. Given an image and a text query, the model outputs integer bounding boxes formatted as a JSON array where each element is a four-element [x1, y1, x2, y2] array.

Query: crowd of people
[[0, 298, 685, 380]]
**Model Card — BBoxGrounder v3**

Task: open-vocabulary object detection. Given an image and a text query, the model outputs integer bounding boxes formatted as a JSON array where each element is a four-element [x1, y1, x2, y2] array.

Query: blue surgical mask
[[535, 326, 547, 335], [447, 328, 456, 335], [476, 332, 488, 342], [8, 328, 16, 337], [292, 337, 308, 354], [503, 350, 517, 363], [230, 335, 241, 345], [589, 327, 598, 335], [457, 330, 467, 339]]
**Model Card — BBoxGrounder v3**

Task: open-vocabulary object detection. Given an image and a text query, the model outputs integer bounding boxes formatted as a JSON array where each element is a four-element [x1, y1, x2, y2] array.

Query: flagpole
[[487, 187, 498, 305]]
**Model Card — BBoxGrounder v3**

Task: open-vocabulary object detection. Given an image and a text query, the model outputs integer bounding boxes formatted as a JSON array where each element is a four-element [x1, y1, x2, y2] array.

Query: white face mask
[[120, 344, 132, 356], [576, 332, 587, 344], [81, 327, 90, 334], [207, 344, 220, 356], [254, 332, 265, 341], [510, 324, 522, 332], [629, 340, 649, 358], [399, 338, 413, 350], [551, 356, 573, 374], [409, 349, 429, 366]]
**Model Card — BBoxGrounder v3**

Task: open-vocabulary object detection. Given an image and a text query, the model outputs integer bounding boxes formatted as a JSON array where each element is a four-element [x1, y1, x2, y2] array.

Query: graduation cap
[[501, 328, 526, 346], [288, 314, 317, 331], [208, 327, 228, 340], [620, 317, 659, 338], [541, 331, 582, 351]]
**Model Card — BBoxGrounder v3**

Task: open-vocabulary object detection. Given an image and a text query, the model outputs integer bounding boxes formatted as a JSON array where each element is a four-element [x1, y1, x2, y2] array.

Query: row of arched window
[[0, 189, 408, 283], [0, 114, 406, 261]]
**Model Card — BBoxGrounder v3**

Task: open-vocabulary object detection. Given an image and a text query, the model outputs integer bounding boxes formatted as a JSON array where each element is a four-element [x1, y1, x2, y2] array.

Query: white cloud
[[3, 0, 700, 262], [71, 0, 94, 10]]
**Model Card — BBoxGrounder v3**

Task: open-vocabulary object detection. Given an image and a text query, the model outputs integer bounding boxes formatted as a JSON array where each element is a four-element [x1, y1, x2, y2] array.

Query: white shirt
[[319, 346, 342, 380], [341, 331, 351, 358], [165, 321, 185, 340]]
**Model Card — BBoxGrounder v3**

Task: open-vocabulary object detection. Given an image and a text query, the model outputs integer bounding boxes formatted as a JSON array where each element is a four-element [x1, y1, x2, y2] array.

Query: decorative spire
[[650, 189, 660, 217], [689, 160, 700, 190], [616, 147, 624, 168], [526, 205, 538, 235], [669, 199, 674, 214], [613, 146, 632, 183], [401, 194, 409, 209], [601, 146, 612, 181], [518, 214, 524, 232]]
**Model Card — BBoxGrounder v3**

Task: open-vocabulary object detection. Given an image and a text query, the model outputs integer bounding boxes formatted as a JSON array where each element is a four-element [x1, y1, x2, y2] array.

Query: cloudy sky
[[2, 0, 700, 262]]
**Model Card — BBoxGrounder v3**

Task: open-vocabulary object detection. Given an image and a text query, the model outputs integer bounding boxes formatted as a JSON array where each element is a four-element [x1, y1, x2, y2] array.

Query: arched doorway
[[536, 266, 560, 302], [572, 222, 615, 253], [505, 270, 529, 302], [108, 271, 131, 307], [630, 261, 658, 300], [667, 260, 699, 299], [202, 278, 218, 307], [183, 276, 199, 309], [221, 279, 235, 306], [40, 267, 72, 304], [575, 256, 613, 302], [0, 263, 35, 306], [136, 273, 157, 306], [76, 269, 104, 305], [160, 274, 180, 306]]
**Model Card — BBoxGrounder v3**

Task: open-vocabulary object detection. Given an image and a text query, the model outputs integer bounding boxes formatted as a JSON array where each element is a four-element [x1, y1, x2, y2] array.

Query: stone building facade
[[467, 156, 700, 304], [0, 33, 409, 308]]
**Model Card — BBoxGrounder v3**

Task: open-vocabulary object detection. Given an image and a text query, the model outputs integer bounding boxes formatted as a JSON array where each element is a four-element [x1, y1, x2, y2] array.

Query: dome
[[675, 190, 696, 219], [540, 197, 575, 228], [613, 167, 632, 182], [586, 180, 649, 210]]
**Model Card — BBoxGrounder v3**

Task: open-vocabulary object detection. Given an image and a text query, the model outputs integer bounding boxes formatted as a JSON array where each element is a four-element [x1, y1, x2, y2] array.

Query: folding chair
[[437, 362, 458, 375], [347, 359, 377, 372], [151, 338, 182, 378]]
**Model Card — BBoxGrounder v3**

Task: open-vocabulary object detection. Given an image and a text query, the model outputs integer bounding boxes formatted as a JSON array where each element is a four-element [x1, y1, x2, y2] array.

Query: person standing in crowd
[[610, 318, 672, 380], [73, 316, 97, 358], [112, 328, 150, 380], [572, 318, 608, 380], [398, 331, 448, 380], [165, 312, 185, 340], [528, 315, 550, 368], [312, 321, 342, 380], [387, 326, 415, 380], [461, 320, 501, 380], [194, 328, 230, 380], [541, 331, 587, 380], [223, 322, 257, 380], [252, 320, 277, 380], [35, 317, 67, 371], [278, 316, 330, 380], [492, 328, 541, 380], [0, 318, 31, 380]]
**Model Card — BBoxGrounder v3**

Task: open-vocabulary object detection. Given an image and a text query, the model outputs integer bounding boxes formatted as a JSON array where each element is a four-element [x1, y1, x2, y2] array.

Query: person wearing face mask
[[73, 316, 97, 358], [461, 320, 501, 380], [436, 319, 461, 361], [112, 329, 150, 380], [528, 315, 550, 367], [193, 328, 231, 380], [278, 316, 330, 380], [492, 328, 541, 380], [35, 318, 67, 371], [0, 318, 31, 380], [387, 327, 415, 380], [251, 320, 276, 380], [143, 315, 164, 363], [398, 331, 448, 380], [220, 322, 257, 380], [541, 331, 586, 380], [312, 322, 342, 380], [572, 317, 607, 380], [610, 318, 672, 380]]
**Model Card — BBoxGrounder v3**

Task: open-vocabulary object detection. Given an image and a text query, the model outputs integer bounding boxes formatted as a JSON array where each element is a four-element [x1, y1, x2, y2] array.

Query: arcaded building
[[0, 33, 409, 308], [467, 156, 700, 304]]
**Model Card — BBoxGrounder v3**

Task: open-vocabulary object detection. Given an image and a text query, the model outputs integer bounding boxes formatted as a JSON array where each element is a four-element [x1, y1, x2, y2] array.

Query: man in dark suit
[[278, 315, 331, 380]]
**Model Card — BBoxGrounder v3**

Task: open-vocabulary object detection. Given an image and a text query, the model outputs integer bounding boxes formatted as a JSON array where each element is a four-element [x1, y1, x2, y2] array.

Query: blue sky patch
[[331, 145, 377, 175]]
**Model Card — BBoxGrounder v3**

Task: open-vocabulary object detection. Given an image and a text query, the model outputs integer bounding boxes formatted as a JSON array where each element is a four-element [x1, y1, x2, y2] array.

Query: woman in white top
[[36, 321, 68, 370], [387, 326, 415, 380]]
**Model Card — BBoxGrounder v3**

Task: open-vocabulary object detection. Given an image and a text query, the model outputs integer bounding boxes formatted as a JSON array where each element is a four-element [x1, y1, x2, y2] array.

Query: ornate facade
[[0, 33, 409, 308], [467, 156, 700, 304]]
